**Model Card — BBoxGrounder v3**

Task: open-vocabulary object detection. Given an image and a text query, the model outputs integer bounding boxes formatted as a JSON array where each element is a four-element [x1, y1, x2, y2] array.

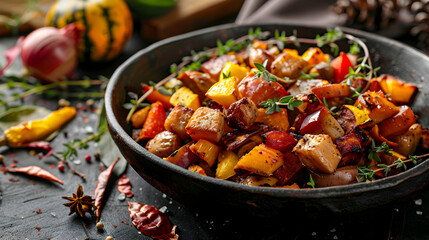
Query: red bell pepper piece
[[331, 52, 353, 83], [137, 102, 166, 141]]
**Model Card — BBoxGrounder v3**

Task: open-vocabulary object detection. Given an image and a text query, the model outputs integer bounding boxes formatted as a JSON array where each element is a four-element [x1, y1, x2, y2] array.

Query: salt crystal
[[85, 126, 93, 132], [50, 212, 56, 217], [162, 194, 167, 198], [330, 228, 336, 233], [312, 232, 317, 236], [159, 206, 167, 213], [169, 201, 172, 204], [333, 235, 338, 239], [139, 188, 143, 191], [394, 208, 399, 212], [195, 213, 199, 217], [117, 193, 126, 201], [416, 211, 423, 215], [415, 199, 423, 206], [73, 159, 81, 165]]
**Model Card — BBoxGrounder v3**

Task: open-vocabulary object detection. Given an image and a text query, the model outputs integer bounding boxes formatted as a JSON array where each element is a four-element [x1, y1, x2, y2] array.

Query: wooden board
[[141, 0, 244, 41]]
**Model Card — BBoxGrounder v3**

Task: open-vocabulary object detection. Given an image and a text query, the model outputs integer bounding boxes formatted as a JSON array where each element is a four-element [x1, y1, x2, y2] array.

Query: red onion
[[20, 23, 82, 82]]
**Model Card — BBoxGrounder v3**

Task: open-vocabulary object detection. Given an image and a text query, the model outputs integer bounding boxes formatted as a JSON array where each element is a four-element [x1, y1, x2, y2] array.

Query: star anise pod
[[62, 184, 96, 217]]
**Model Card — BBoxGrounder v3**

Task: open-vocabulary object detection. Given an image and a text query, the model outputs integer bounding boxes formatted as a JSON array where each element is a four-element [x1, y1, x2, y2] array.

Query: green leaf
[[97, 100, 127, 177], [307, 174, 316, 188], [254, 62, 266, 72]]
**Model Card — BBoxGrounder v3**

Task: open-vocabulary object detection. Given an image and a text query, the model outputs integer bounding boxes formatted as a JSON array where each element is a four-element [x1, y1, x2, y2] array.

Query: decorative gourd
[[45, 0, 133, 62]]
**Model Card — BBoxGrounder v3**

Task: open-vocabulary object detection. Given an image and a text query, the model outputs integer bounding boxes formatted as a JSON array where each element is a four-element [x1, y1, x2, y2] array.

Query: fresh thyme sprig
[[253, 60, 278, 82], [368, 140, 393, 162], [57, 127, 106, 161], [259, 96, 303, 114], [358, 153, 429, 182], [0, 77, 107, 106], [307, 174, 316, 188]]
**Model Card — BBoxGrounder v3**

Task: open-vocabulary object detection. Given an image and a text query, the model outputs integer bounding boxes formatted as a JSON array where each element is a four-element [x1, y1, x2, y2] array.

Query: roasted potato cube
[[189, 139, 220, 167], [293, 134, 342, 174], [270, 52, 308, 79], [146, 131, 182, 158], [354, 91, 399, 125], [216, 150, 239, 180], [205, 76, 238, 108], [164, 104, 194, 140], [234, 144, 284, 177], [248, 47, 275, 71], [169, 87, 201, 111], [185, 107, 225, 143], [226, 97, 258, 130]]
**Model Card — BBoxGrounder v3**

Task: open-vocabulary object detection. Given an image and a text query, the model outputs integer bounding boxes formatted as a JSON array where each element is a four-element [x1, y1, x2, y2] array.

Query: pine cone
[[332, 0, 400, 31], [404, 0, 429, 48]]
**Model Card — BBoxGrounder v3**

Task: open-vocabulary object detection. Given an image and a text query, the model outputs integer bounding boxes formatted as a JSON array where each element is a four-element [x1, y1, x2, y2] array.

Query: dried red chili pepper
[[24, 141, 54, 159], [118, 174, 133, 198], [94, 157, 119, 222], [7, 166, 63, 184], [128, 201, 178, 240]]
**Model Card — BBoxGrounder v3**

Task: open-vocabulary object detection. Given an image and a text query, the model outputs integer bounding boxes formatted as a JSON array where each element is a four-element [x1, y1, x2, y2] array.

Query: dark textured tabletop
[[1, 23, 429, 240]]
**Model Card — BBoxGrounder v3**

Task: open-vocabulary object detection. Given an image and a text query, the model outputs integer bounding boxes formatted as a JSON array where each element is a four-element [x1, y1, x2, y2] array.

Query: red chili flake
[[123, 221, 128, 225], [24, 141, 54, 160], [35, 227, 40, 231], [8, 153, 15, 158], [10, 163, 16, 168], [29, 180, 36, 185], [83, 117, 89, 123], [35, 209, 42, 214], [94, 157, 120, 222], [13, 159, 18, 163], [113, 225, 117, 228], [50, 164, 55, 169], [7, 166, 63, 184], [128, 201, 178, 240], [1, 164, 7, 174], [118, 174, 134, 198], [8, 178, 19, 182], [84, 155, 91, 162], [99, 166, 104, 171]]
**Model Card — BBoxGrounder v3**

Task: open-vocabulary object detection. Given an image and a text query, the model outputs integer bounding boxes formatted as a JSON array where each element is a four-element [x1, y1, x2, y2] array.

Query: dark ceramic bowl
[[105, 23, 429, 215]]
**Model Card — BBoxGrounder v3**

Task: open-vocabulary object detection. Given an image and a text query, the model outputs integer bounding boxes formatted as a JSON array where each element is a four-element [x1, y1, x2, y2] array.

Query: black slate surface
[[1, 24, 429, 240]]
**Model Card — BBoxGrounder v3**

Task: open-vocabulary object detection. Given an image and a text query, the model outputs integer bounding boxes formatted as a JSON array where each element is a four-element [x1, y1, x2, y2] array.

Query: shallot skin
[[20, 24, 81, 82]]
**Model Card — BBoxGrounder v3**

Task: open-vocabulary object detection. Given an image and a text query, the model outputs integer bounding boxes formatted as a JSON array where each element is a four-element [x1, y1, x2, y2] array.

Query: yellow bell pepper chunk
[[169, 87, 200, 111], [219, 62, 249, 82], [216, 150, 239, 180], [205, 76, 238, 108], [283, 48, 299, 57], [378, 75, 417, 104]]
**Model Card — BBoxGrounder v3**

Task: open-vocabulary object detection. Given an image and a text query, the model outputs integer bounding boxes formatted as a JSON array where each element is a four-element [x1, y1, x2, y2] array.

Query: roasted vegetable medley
[[126, 28, 429, 188]]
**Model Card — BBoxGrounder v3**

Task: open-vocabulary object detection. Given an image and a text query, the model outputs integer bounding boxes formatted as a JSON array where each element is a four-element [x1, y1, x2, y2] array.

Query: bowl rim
[[105, 22, 429, 199]]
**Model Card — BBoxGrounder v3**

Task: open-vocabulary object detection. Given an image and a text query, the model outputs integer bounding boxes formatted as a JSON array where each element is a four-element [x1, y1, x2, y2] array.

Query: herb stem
[[52, 153, 86, 180], [372, 153, 429, 173]]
